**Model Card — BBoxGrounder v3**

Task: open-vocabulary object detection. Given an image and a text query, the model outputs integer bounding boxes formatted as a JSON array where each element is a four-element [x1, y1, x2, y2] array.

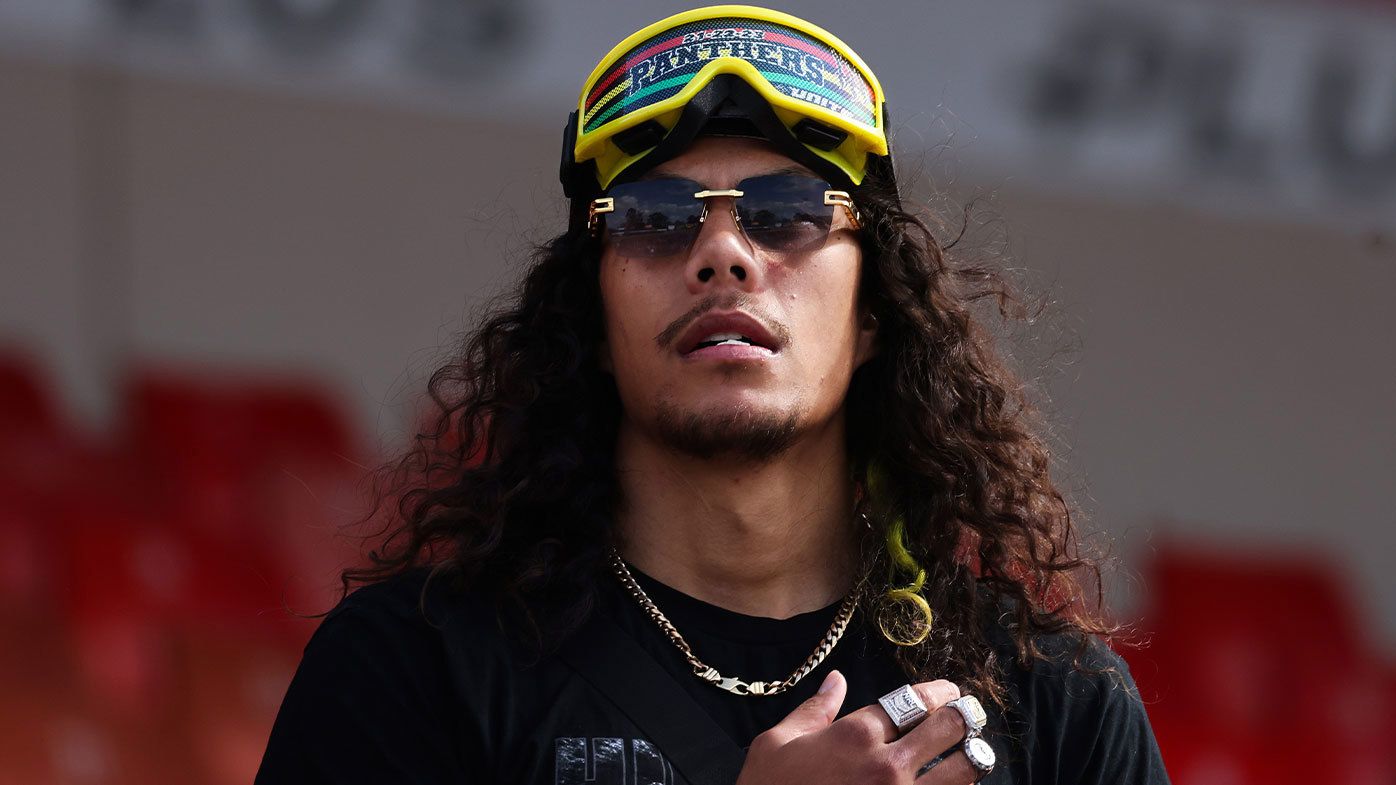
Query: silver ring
[[877, 684, 928, 733], [946, 695, 987, 738], [963, 737, 996, 779]]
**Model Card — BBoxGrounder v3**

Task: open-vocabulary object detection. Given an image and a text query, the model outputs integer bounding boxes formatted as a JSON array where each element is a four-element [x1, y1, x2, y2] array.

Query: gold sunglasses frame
[[587, 186, 862, 235]]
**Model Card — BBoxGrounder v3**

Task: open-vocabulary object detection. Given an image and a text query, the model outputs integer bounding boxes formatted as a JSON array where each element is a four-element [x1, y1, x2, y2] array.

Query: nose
[[683, 198, 763, 292]]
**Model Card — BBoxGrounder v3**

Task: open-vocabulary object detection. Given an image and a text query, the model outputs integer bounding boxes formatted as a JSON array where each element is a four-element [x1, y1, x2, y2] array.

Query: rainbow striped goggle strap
[[571, 5, 890, 191]]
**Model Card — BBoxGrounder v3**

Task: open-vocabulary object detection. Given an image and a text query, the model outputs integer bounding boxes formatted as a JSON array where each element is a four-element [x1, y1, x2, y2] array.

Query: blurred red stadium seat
[[120, 365, 360, 474], [0, 348, 60, 441], [0, 351, 85, 613], [114, 365, 369, 636], [0, 353, 376, 784], [51, 489, 181, 721], [1126, 542, 1396, 784], [0, 610, 199, 785], [168, 626, 299, 785], [0, 471, 54, 614]]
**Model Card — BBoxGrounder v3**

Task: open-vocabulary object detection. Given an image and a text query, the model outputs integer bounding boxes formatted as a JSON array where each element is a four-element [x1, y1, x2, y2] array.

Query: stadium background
[[1, 1, 1393, 783]]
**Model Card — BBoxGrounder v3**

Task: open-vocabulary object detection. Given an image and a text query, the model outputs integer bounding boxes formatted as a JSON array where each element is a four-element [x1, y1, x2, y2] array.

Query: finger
[[845, 679, 961, 744], [891, 704, 971, 775], [765, 670, 848, 743], [915, 746, 982, 783]]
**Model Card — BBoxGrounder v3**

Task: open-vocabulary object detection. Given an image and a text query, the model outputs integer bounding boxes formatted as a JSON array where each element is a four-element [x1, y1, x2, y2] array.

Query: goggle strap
[[868, 103, 901, 204], [560, 110, 594, 200]]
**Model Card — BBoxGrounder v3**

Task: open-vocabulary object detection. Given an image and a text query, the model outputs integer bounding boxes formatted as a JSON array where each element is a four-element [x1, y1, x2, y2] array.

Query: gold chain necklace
[[607, 548, 862, 697]]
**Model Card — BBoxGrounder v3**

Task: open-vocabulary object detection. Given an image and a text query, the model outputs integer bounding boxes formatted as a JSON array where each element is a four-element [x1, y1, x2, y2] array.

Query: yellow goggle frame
[[568, 5, 890, 192]]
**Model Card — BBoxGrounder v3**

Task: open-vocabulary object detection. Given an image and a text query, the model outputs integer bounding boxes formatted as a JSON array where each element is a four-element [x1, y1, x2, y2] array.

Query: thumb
[[776, 670, 847, 736]]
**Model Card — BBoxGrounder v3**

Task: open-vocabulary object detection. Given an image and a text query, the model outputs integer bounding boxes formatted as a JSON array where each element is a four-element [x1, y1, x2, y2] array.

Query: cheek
[[599, 255, 635, 334], [599, 258, 664, 378], [776, 250, 864, 345]]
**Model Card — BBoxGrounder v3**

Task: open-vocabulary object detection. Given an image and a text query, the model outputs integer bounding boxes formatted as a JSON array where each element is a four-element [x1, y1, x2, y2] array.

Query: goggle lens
[[595, 173, 856, 259]]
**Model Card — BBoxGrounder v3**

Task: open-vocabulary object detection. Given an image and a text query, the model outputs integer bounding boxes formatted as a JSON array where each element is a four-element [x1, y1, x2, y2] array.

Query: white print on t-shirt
[[554, 737, 675, 785]]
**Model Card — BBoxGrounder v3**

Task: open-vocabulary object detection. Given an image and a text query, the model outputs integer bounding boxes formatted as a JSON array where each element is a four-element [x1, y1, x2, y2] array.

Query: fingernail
[[817, 670, 838, 695]]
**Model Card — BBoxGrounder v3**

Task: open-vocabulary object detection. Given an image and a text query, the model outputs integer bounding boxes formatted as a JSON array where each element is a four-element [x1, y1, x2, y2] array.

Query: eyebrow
[[639, 164, 813, 182]]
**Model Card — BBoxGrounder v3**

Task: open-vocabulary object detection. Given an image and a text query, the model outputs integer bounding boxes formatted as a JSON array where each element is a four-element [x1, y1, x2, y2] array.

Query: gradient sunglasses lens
[[601, 178, 704, 258], [735, 174, 838, 253], [596, 174, 852, 258]]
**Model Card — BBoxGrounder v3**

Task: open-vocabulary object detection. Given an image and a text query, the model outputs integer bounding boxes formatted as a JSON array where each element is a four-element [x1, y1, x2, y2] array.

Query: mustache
[[653, 292, 791, 349]]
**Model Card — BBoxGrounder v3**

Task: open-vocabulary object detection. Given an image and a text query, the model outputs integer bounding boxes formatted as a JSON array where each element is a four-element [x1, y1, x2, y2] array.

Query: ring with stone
[[963, 737, 996, 780], [877, 684, 929, 733], [946, 695, 988, 738]]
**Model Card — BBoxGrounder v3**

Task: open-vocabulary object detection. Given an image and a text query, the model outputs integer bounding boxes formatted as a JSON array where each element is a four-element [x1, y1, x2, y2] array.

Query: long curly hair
[[341, 172, 1116, 707]]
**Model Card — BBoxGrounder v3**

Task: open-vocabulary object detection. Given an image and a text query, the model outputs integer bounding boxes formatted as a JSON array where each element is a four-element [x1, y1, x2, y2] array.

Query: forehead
[[643, 136, 817, 186]]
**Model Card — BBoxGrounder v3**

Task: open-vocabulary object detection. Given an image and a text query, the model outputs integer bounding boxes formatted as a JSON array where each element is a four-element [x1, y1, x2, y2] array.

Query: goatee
[[653, 402, 800, 462]]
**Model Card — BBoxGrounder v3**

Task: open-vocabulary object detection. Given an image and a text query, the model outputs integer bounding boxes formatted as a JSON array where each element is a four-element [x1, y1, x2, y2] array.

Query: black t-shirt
[[255, 565, 1169, 784]]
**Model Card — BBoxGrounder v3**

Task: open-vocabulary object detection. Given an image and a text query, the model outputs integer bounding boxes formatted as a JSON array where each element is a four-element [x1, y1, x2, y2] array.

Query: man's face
[[598, 136, 877, 462]]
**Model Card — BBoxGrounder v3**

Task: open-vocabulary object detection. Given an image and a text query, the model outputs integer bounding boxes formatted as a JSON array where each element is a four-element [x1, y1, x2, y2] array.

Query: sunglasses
[[588, 173, 861, 259]]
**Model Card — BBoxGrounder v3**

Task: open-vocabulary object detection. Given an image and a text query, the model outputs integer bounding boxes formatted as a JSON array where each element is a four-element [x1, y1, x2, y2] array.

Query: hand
[[734, 670, 986, 785]]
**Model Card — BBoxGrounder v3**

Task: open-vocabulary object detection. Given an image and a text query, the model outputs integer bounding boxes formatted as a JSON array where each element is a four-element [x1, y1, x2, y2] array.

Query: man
[[256, 6, 1168, 784]]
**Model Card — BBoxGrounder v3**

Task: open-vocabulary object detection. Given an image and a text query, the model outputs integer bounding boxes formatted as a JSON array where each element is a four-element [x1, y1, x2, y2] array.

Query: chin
[[652, 400, 802, 462]]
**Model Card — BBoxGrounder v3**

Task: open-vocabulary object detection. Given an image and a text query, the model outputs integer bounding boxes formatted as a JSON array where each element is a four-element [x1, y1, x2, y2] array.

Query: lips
[[676, 311, 782, 356]]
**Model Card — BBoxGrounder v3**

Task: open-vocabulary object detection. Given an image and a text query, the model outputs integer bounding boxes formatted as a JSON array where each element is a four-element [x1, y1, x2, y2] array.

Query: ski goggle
[[569, 5, 890, 193], [588, 172, 861, 258]]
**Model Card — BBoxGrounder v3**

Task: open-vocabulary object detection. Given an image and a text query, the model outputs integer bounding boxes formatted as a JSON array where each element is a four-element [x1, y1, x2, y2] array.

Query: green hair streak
[[866, 464, 934, 647]]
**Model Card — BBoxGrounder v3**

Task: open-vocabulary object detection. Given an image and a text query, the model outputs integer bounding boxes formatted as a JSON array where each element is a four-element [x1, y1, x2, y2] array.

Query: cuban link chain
[[608, 548, 862, 697]]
